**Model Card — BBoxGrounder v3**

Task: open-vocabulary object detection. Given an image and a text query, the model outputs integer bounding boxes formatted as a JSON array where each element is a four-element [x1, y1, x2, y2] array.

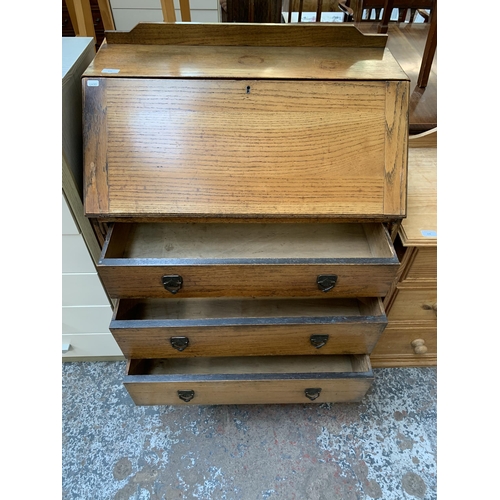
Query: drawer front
[[110, 298, 387, 358], [387, 288, 437, 324], [370, 325, 437, 367], [98, 222, 399, 298], [124, 355, 373, 405], [403, 247, 437, 282], [100, 263, 398, 299]]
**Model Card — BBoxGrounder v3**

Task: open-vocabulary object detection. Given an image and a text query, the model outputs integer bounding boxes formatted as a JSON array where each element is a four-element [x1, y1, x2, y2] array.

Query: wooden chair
[[377, 0, 435, 33], [338, 0, 433, 24], [282, 1, 346, 23], [161, 0, 344, 24], [160, 0, 192, 22], [377, 0, 436, 88], [64, 0, 115, 43]]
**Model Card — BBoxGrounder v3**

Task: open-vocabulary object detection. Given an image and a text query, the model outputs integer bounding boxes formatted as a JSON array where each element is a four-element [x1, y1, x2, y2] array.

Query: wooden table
[[357, 21, 437, 134]]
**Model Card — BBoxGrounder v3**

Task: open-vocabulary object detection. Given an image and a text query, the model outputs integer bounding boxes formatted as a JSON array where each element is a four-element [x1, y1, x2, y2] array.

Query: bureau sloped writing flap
[[83, 77, 408, 219]]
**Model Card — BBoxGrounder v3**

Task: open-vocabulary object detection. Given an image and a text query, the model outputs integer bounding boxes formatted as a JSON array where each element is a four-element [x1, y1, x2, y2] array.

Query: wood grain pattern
[[83, 44, 407, 81], [380, 131, 436, 367], [408, 128, 437, 148], [399, 147, 436, 246], [97, 222, 399, 298], [103, 223, 395, 260], [99, 263, 398, 299], [370, 355, 436, 367], [110, 297, 387, 358], [384, 80, 409, 216], [83, 78, 109, 215], [84, 78, 407, 219], [399, 247, 436, 282], [124, 378, 373, 405], [124, 355, 373, 405], [104, 22, 388, 48], [387, 287, 436, 323], [370, 325, 436, 366]]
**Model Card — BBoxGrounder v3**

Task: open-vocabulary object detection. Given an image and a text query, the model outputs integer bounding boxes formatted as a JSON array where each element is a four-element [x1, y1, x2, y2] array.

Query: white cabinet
[[62, 37, 123, 360]]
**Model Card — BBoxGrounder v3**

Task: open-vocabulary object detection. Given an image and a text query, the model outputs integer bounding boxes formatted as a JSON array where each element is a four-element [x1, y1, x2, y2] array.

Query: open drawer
[[110, 297, 387, 358], [98, 222, 399, 298], [124, 354, 374, 405]]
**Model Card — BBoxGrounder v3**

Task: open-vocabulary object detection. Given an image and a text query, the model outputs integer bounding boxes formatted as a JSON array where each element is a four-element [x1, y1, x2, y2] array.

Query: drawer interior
[[103, 223, 395, 261], [114, 297, 385, 322], [127, 354, 372, 377]]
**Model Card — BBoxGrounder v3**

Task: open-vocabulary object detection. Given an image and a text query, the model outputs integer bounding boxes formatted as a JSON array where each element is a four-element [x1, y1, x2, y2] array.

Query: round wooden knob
[[422, 303, 437, 316], [411, 339, 428, 354]]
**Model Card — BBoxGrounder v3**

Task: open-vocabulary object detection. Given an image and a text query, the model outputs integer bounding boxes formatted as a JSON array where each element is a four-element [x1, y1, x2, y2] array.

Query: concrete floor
[[62, 362, 436, 500]]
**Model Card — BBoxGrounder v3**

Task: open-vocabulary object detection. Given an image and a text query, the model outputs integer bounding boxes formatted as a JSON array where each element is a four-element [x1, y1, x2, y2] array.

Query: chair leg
[[66, 0, 96, 42], [417, 7, 437, 88], [377, 0, 394, 34]]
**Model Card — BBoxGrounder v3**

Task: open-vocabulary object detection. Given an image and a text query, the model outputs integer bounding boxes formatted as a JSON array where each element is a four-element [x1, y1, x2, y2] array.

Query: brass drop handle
[[317, 275, 338, 292], [170, 337, 189, 351], [305, 388, 322, 401], [162, 275, 183, 294], [310, 335, 329, 349], [411, 339, 428, 355], [177, 390, 195, 402]]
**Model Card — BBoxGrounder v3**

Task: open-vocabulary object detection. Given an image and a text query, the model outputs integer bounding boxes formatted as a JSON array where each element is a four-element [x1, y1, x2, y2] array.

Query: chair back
[[283, 1, 346, 22], [377, 0, 435, 33], [161, 0, 192, 22]]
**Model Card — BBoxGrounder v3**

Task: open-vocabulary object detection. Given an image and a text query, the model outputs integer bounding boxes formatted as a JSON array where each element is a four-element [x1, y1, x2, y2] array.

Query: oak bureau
[[82, 22, 409, 405]]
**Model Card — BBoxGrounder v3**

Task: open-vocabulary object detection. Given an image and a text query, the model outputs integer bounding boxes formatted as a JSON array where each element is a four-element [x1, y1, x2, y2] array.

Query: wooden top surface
[[84, 43, 408, 81], [399, 132, 436, 247], [83, 23, 407, 81]]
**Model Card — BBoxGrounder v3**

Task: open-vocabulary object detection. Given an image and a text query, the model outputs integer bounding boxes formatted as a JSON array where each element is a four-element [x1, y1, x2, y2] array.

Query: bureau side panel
[[384, 81, 409, 217], [83, 78, 109, 215]]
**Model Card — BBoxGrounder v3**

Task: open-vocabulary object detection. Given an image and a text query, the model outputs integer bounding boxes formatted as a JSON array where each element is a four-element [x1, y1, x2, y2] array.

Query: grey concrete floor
[[62, 362, 436, 500]]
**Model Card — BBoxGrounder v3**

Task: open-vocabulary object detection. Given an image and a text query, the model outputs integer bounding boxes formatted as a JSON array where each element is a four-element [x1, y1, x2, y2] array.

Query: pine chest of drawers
[[371, 132, 437, 367], [83, 22, 409, 405]]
